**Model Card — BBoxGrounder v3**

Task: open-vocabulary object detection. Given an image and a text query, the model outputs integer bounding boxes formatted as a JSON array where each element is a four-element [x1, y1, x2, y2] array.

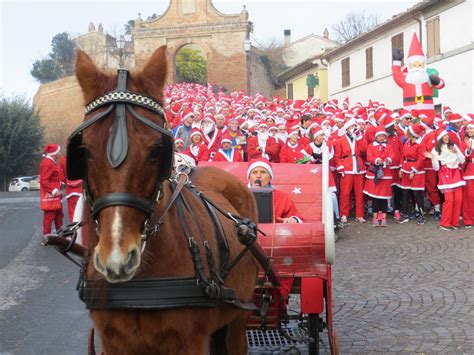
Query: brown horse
[[74, 47, 258, 354]]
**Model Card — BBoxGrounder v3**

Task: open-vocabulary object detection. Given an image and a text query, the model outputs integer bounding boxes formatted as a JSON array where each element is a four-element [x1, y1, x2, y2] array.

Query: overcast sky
[[0, 0, 418, 100]]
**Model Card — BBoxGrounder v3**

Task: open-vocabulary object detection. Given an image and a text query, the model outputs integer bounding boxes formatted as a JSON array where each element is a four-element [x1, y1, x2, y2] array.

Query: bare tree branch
[[332, 11, 379, 43]]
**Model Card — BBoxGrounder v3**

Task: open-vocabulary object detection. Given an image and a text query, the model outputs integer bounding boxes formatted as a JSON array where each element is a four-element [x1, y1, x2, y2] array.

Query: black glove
[[392, 48, 404, 62], [429, 74, 440, 85]]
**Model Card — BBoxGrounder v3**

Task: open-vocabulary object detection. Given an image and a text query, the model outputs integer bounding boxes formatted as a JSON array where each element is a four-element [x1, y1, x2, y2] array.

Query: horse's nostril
[[94, 252, 105, 272], [124, 248, 139, 274]]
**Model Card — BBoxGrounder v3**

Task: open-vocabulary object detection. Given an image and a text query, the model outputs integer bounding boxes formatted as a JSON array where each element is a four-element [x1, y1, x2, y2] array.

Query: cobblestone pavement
[[331, 217, 474, 353]]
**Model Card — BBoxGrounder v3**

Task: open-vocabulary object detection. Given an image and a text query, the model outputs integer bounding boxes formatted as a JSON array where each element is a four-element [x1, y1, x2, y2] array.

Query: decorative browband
[[84, 91, 165, 118]]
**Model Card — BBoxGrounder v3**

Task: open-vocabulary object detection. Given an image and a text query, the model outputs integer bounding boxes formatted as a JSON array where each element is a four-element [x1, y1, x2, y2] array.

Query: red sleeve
[[333, 138, 344, 171], [413, 144, 425, 172], [279, 146, 288, 163], [198, 145, 210, 161], [265, 137, 279, 161], [59, 156, 67, 182], [392, 65, 406, 88], [366, 145, 377, 165], [247, 136, 261, 160]]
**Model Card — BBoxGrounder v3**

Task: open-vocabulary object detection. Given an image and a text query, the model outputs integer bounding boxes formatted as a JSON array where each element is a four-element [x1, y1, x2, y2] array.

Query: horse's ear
[[141, 46, 167, 90], [75, 49, 106, 101]]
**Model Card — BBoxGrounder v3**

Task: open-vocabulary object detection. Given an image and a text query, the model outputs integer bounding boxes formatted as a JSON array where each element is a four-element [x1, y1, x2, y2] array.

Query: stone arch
[[173, 43, 209, 84]]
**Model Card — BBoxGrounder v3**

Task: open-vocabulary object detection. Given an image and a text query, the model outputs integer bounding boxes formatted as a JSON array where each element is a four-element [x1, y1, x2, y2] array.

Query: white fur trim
[[247, 161, 273, 179], [438, 181, 466, 190]]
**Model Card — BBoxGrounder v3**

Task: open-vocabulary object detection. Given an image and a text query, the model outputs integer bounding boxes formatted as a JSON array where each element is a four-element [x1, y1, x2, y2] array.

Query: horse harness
[[59, 69, 278, 312]]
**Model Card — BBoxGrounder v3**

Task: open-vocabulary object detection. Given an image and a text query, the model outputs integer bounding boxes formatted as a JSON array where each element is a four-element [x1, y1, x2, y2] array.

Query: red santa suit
[[213, 148, 243, 162], [39, 144, 63, 235], [399, 137, 426, 191], [431, 132, 466, 228], [248, 134, 279, 162], [279, 141, 307, 164], [421, 129, 441, 207], [387, 133, 403, 187], [392, 33, 445, 116], [185, 142, 210, 164], [363, 141, 395, 199], [203, 128, 222, 159], [59, 156, 83, 223], [273, 189, 303, 222], [461, 136, 474, 226]]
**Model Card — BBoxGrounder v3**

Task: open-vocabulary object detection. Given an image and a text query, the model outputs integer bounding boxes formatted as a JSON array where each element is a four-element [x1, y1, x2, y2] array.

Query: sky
[[0, 0, 418, 101]]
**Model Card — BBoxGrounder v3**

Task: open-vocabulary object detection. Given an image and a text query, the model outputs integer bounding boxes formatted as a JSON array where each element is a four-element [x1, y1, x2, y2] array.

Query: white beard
[[258, 132, 269, 142], [405, 68, 429, 85], [277, 133, 288, 142], [202, 124, 214, 135]]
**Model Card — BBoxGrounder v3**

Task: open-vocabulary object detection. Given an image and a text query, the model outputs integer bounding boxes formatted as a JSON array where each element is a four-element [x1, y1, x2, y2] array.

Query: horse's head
[[72, 47, 171, 283]]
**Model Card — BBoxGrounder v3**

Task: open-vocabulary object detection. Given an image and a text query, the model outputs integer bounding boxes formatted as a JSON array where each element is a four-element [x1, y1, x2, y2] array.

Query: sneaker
[[464, 225, 473, 229], [428, 207, 434, 215], [40, 239, 47, 246], [355, 217, 367, 223], [372, 216, 379, 227], [439, 225, 453, 231], [394, 210, 401, 221], [409, 212, 420, 220], [398, 214, 409, 224], [340, 215, 348, 224], [367, 206, 373, 215], [452, 225, 460, 230], [417, 217, 425, 225], [433, 211, 441, 221], [381, 218, 387, 227], [387, 206, 394, 214]]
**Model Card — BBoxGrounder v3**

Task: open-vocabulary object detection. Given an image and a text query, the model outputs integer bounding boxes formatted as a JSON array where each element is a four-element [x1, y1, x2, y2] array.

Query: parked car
[[8, 176, 32, 192], [29, 175, 40, 190]]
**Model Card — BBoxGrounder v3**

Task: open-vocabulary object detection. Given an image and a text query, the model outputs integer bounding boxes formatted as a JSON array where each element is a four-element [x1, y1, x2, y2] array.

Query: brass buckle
[[415, 95, 424, 103]]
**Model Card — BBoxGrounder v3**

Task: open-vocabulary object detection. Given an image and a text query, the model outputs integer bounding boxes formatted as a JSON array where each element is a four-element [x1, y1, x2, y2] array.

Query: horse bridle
[[66, 69, 174, 243]]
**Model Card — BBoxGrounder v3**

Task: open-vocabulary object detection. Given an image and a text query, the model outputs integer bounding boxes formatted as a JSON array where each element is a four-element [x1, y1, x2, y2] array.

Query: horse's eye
[[148, 144, 163, 161], [82, 147, 93, 161]]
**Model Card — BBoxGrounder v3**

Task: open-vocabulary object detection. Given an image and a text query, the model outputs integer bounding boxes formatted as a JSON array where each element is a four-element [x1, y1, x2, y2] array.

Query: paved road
[[1, 192, 473, 354]]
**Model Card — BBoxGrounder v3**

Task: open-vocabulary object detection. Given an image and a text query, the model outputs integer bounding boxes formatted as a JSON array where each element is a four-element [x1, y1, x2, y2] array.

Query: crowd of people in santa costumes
[[39, 144, 84, 244], [162, 79, 473, 231]]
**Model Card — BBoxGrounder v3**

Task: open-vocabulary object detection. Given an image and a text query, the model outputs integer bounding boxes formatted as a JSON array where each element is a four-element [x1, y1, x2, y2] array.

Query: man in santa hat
[[279, 130, 309, 164], [334, 119, 367, 224], [184, 129, 210, 164], [445, 113, 464, 146], [200, 115, 221, 159], [174, 108, 194, 149], [247, 122, 279, 162], [174, 137, 185, 153], [39, 143, 63, 244], [212, 134, 243, 162], [392, 33, 445, 116], [247, 159, 302, 223]]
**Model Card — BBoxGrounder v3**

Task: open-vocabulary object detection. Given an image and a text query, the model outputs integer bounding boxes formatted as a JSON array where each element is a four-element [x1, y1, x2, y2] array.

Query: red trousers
[[462, 180, 474, 226], [440, 187, 463, 228], [339, 174, 365, 218], [425, 169, 440, 206], [43, 209, 64, 235], [66, 195, 79, 223]]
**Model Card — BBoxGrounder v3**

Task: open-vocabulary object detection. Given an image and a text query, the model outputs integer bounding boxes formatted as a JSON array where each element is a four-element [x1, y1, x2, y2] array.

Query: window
[[287, 83, 293, 100], [427, 16, 440, 57], [308, 85, 314, 98], [391, 33, 404, 65], [341, 57, 350, 88], [366, 47, 373, 79]]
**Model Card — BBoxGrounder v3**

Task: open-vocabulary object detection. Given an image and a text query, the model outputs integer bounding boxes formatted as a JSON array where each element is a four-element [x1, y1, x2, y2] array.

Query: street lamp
[[116, 35, 126, 68], [244, 40, 251, 95]]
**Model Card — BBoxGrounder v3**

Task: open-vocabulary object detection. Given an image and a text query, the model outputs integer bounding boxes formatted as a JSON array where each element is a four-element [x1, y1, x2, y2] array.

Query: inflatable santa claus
[[392, 33, 445, 116]]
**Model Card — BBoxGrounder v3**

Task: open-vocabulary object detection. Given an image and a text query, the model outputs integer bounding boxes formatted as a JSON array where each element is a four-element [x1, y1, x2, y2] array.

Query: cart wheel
[[308, 314, 320, 355]]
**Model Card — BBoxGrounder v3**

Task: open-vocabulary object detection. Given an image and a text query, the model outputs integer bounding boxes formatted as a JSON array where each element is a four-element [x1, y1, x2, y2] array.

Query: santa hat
[[190, 128, 203, 139], [374, 110, 387, 123], [407, 33, 425, 64], [175, 137, 185, 145], [257, 122, 268, 129], [443, 106, 452, 115], [436, 128, 448, 142], [220, 134, 233, 145], [44, 143, 60, 156], [287, 129, 299, 138], [399, 110, 412, 120], [247, 159, 273, 179], [181, 108, 194, 121], [343, 97, 349, 106], [448, 113, 463, 123], [312, 128, 325, 139], [333, 112, 345, 122], [268, 124, 279, 132], [343, 119, 357, 133], [421, 114, 435, 129], [408, 123, 425, 138], [382, 116, 396, 128], [374, 126, 388, 137]]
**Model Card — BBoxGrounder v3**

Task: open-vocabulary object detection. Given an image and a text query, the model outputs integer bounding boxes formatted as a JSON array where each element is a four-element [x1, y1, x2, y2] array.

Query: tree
[[124, 19, 135, 35], [254, 37, 288, 86], [331, 11, 380, 43], [0, 95, 44, 191], [175, 48, 207, 84], [30, 32, 76, 83]]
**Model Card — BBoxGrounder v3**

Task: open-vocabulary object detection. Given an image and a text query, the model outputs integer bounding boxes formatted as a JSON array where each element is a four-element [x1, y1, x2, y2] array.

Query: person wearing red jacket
[[201, 116, 221, 159], [363, 127, 395, 227], [460, 124, 474, 227], [279, 130, 309, 164], [425, 130, 466, 230], [247, 122, 279, 162], [212, 134, 243, 162], [398, 123, 426, 224], [421, 117, 441, 220], [39, 144, 63, 244], [59, 155, 83, 223], [334, 119, 367, 224], [184, 128, 210, 164]]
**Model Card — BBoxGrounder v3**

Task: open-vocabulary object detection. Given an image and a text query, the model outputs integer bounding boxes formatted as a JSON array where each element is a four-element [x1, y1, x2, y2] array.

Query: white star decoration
[[310, 168, 318, 174], [292, 187, 302, 195]]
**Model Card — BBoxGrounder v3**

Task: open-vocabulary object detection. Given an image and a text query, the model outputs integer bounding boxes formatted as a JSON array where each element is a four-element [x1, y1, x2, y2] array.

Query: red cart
[[202, 160, 338, 355]]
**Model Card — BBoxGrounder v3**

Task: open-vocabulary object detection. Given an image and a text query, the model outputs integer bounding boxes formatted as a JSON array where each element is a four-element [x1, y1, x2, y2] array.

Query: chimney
[[323, 28, 329, 39], [284, 29, 291, 46]]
